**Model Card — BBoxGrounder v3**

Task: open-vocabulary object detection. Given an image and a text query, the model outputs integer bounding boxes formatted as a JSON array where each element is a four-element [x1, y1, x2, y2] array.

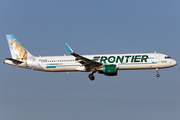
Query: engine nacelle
[[98, 64, 117, 76]]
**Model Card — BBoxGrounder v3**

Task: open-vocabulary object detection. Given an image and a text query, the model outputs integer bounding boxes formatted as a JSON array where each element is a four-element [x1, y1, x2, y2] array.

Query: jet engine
[[98, 64, 117, 76]]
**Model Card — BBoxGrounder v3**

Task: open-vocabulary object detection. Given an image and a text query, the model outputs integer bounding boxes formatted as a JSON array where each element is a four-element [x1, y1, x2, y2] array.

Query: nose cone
[[172, 59, 177, 66]]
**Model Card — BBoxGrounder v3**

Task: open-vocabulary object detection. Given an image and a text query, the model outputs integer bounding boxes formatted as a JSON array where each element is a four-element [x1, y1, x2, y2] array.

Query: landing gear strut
[[156, 68, 160, 78], [89, 71, 95, 81]]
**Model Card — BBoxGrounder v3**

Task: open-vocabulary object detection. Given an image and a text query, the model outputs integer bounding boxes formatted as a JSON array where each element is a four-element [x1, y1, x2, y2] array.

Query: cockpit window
[[165, 56, 171, 59]]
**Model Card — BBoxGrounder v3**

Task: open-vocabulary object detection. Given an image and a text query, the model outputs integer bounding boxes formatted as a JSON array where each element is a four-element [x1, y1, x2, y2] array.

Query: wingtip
[[65, 43, 73, 53]]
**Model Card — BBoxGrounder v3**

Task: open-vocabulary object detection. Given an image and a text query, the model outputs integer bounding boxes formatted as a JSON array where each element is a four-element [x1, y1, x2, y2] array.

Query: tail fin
[[6, 35, 34, 60]]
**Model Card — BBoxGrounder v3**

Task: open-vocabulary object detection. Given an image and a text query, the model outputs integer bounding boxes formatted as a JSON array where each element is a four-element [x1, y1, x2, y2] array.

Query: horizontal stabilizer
[[6, 58, 23, 64]]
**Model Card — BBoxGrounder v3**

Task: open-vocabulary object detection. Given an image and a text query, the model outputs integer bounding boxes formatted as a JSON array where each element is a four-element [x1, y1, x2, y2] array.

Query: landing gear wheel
[[89, 74, 95, 81], [156, 68, 160, 78], [156, 74, 160, 78]]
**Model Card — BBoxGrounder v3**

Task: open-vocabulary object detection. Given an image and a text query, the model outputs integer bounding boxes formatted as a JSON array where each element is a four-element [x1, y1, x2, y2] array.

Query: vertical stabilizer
[[6, 35, 34, 60]]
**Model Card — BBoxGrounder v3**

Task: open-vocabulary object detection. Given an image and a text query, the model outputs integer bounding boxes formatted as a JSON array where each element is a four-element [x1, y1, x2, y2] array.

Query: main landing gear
[[89, 71, 95, 81], [156, 68, 160, 78]]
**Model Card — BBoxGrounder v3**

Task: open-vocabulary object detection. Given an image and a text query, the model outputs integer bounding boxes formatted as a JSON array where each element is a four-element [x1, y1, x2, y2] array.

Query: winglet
[[65, 43, 73, 53]]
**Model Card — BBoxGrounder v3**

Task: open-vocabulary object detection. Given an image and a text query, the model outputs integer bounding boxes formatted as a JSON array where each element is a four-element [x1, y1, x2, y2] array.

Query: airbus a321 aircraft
[[4, 35, 177, 81]]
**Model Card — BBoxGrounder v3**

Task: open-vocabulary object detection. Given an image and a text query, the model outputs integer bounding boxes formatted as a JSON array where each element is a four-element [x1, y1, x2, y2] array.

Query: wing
[[65, 44, 102, 70]]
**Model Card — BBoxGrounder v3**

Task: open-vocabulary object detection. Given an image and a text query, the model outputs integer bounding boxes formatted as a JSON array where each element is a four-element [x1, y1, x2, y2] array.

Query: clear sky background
[[0, 0, 180, 120]]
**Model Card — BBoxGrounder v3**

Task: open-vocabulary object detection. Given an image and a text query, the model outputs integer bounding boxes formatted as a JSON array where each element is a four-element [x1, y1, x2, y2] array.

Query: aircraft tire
[[156, 74, 160, 78], [89, 74, 95, 81]]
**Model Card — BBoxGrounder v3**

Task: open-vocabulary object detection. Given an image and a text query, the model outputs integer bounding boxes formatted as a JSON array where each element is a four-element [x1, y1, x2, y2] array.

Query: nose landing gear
[[156, 68, 160, 78]]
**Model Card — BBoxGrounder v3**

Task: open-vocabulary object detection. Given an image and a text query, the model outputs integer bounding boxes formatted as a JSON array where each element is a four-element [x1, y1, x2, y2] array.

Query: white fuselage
[[4, 53, 177, 72]]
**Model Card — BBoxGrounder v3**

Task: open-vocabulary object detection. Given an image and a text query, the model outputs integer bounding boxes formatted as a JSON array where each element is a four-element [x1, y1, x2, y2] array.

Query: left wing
[[65, 44, 102, 69]]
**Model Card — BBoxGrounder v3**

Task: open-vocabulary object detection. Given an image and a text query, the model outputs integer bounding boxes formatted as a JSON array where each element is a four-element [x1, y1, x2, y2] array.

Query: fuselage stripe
[[46, 62, 157, 68], [46, 65, 81, 68]]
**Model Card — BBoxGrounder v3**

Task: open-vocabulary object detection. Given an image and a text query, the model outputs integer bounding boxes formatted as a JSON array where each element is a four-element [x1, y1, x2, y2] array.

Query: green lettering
[[93, 56, 100, 61], [131, 56, 134, 62], [125, 56, 131, 62], [141, 55, 148, 62], [100, 56, 107, 63], [134, 55, 141, 62], [108, 56, 115, 63], [116, 56, 124, 63]]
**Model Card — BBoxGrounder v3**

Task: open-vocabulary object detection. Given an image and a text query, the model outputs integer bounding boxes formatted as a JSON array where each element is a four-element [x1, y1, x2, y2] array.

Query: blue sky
[[0, 0, 180, 120]]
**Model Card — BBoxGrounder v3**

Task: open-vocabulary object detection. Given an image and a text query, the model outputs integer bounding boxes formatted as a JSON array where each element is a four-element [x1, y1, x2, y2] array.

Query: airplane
[[4, 35, 177, 81]]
